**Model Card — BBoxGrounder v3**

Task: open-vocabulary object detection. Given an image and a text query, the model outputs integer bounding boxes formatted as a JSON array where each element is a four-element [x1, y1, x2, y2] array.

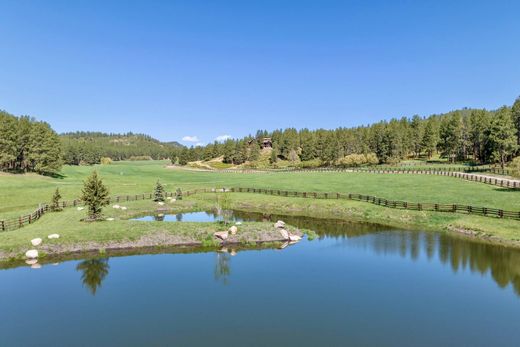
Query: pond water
[[1, 213, 520, 346]]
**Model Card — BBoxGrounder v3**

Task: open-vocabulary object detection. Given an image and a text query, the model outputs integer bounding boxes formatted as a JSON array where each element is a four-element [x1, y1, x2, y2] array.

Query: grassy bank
[[1, 160, 519, 220], [187, 192, 520, 246], [0, 198, 305, 261]]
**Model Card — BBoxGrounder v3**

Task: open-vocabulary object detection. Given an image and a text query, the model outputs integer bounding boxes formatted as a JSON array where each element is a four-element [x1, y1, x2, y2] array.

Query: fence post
[[1, 220, 4, 231]]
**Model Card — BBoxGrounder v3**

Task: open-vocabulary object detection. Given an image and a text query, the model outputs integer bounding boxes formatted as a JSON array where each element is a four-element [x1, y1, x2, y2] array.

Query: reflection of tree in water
[[214, 252, 231, 285], [363, 231, 520, 297], [175, 213, 182, 222], [227, 210, 520, 296], [154, 214, 165, 221], [76, 258, 110, 295]]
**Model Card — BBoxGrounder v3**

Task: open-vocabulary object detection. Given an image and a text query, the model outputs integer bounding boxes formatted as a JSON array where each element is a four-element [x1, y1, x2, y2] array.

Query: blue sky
[[1, 0, 519, 145]]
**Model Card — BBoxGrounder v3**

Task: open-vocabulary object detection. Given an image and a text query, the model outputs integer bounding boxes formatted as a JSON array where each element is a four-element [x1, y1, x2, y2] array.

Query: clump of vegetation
[[153, 180, 165, 202], [51, 188, 62, 211], [510, 157, 520, 178], [100, 157, 112, 165], [337, 153, 379, 167], [80, 171, 110, 221]]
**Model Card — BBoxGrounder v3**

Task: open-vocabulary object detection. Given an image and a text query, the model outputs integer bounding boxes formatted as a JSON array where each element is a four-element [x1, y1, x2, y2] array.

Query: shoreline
[[1, 193, 520, 265]]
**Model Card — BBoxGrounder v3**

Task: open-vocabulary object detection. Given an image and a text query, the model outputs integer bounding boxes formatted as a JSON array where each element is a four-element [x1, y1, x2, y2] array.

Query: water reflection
[[76, 258, 110, 295], [77, 211, 520, 297], [214, 251, 232, 285]]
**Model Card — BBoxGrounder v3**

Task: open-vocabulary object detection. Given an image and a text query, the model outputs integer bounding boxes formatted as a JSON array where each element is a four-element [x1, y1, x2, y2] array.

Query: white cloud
[[215, 134, 232, 142], [182, 135, 199, 142]]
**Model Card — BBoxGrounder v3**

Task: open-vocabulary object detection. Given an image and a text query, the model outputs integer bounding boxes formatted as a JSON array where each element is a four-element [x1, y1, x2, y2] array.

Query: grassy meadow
[[1, 160, 520, 256], [1, 160, 519, 219]]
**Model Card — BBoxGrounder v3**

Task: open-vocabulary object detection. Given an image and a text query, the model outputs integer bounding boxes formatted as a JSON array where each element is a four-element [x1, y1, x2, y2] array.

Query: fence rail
[[214, 167, 520, 189], [182, 187, 520, 221], [2, 185, 519, 232], [0, 191, 177, 232]]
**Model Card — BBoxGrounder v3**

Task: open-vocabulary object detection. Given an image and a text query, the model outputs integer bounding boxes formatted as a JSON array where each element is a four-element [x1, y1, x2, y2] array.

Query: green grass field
[[1, 160, 519, 219], [1, 160, 520, 256]]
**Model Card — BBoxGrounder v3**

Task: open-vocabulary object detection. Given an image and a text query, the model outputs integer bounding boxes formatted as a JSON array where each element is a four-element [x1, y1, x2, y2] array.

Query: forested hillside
[[61, 132, 182, 165], [0, 110, 62, 174], [174, 96, 520, 169]]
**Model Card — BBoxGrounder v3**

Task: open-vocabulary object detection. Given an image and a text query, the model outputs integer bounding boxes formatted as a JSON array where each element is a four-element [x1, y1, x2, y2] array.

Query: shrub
[[336, 153, 379, 167], [128, 156, 152, 161], [100, 157, 112, 165], [510, 157, 520, 178]]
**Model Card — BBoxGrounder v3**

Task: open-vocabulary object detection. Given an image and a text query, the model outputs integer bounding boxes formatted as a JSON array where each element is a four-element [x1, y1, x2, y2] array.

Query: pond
[[1, 213, 520, 346]]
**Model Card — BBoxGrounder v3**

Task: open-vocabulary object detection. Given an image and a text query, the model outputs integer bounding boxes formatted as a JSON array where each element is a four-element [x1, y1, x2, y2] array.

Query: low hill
[[61, 132, 183, 165]]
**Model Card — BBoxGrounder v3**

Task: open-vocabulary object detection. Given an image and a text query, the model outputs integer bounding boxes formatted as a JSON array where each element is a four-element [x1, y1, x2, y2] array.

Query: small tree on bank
[[153, 180, 165, 202], [81, 171, 110, 220], [51, 187, 62, 211]]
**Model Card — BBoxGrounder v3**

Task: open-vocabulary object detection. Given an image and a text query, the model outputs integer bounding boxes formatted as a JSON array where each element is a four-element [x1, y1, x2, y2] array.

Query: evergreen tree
[[410, 115, 424, 157], [469, 110, 490, 163], [51, 187, 62, 211], [487, 107, 518, 169], [270, 144, 279, 164], [421, 118, 438, 158], [439, 113, 462, 162], [80, 171, 110, 220], [153, 180, 165, 202], [512, 96, 520, 149]]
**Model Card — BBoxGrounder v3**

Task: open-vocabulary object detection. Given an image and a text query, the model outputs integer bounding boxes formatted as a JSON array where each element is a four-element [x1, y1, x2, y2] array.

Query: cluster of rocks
[[214, 225, 238, 241], [25, 234, 61, 268], [112, 205, 128, 210], [166, 197, 176, 202], [274, 220, 302, 242]]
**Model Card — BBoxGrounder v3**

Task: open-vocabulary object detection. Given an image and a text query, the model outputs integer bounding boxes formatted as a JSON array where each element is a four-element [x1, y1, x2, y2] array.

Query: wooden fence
[[3, 185, 519, 232], [0, 191, 178, 232], [215, 167, 520, 189], [182, 187, 520, 221]]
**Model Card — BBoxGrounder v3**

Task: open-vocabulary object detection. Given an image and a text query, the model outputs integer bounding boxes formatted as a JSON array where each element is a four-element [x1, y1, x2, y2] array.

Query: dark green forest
[[173, 96, 520, 169], [61, 132, 182, 165], [0, 110, 62, 174]]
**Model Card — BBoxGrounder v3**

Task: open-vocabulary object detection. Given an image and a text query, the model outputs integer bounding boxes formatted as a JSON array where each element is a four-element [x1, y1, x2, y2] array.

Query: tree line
[[173, 96, 520, 168], [61, 132, 182, 165], [0, 110, 62, 174]]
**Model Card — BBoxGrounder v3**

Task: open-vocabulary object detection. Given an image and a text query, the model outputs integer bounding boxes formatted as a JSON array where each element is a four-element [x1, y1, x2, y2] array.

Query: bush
[[128, 156, 152, 161], [509, 157, 520, 178], [100, 157, 112, 165], [336, 153, 379, 167]]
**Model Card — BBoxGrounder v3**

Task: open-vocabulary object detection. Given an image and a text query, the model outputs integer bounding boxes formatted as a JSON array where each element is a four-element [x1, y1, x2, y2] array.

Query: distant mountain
[[60, 131, 184, 164]]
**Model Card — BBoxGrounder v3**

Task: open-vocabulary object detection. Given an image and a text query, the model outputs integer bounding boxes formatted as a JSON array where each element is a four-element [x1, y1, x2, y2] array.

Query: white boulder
[[157, 202, 165, 206], [77, 206, 84, 211], [25, 249, 39, 259], [106, 217, 115, 221], [121, 206, 127, 210], [25, 259, 38, 265], [214, 231, 229, 240], [235, 221, 242, 225], [289, 234, 302, 242], [279, 229, 289, 240], [31, 238, 42, 246], [229, 226, 238, 235], [112, 204, 120, 209], [47, 234, 60, 239], [274, 220, 286, 229]]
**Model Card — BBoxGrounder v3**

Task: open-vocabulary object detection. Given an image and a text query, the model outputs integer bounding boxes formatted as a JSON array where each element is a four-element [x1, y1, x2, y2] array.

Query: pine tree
[[270, 144, 279, 164], [153, 180, 165, 202], [512, 96, 520, 150], [410, 115, 424, 158], [81, 171, 110, 220], [487, 107, 518, 169], [51, 187, 62, 211], [421, 118, 438, 159]]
